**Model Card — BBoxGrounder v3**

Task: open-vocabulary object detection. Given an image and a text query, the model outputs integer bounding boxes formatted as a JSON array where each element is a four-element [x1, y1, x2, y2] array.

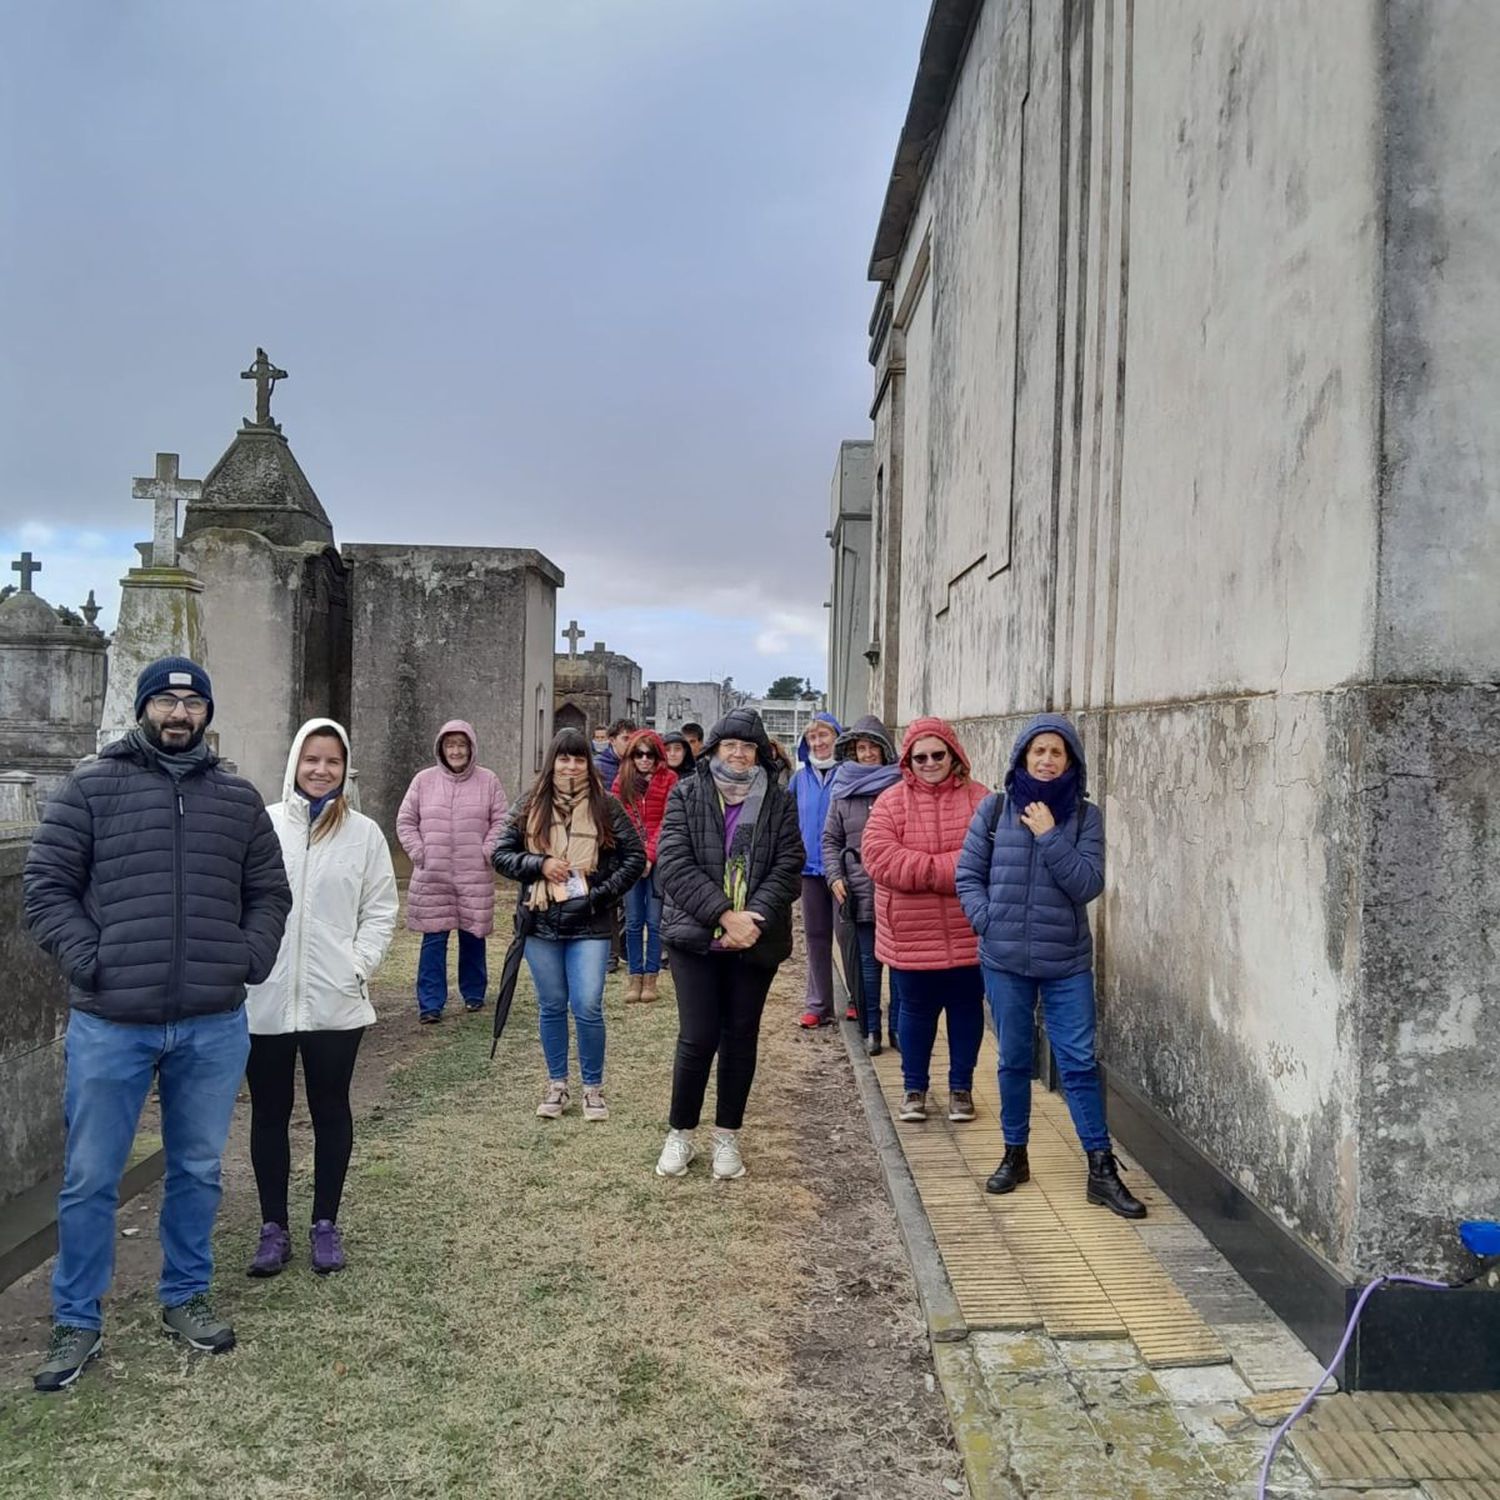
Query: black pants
[[246, 1028, 365, 1227], [666, 946, 776, 1131]]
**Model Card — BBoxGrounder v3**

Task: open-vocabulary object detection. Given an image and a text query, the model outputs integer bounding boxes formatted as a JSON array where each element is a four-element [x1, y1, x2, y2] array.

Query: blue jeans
[[54, 1007, 250, 1329], [525, 936, 610, 1087], [984, 967, 1110, 1152], [417, 929, 487, 1015], [623, 874, 663, 975], [854, 921, 885, 1036], [891, 966, 984, 1093]]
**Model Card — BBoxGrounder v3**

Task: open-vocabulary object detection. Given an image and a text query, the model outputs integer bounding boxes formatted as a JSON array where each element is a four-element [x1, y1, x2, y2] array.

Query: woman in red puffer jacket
[[861, 717, 990, 1127], [611, 729, 678, 1002]]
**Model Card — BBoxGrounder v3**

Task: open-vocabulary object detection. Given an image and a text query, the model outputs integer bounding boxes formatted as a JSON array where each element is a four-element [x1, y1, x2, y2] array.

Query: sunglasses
[[631, 750, 659, 762], [910, 749, 949, 766]]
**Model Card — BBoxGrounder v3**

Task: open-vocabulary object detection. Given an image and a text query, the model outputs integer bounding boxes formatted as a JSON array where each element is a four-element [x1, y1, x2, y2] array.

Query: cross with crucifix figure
[[561, 620, 585, 658], [11, 552, 41, 593], [132, 452, 202, 568], [241, 347, 288, 427]]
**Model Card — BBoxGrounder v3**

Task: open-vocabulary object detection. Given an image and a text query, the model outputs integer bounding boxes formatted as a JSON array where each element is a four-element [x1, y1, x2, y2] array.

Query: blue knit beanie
[[134, 656, 215, 724]]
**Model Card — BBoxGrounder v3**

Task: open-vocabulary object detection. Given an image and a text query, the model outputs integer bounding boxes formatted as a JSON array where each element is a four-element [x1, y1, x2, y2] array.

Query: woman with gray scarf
[[653, 709, 804, 1180], [821, 716, 902, 1055]]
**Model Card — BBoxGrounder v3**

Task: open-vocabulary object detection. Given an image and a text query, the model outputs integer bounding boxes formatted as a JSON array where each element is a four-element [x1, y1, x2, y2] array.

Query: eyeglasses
[[148, 694, 209, 715], [631, 750, 658, 762], [910, 749, 949, 766]]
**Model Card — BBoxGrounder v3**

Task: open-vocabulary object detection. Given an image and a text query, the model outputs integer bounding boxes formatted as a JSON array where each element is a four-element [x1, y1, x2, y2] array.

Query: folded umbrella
[[834, 896, 867, 1035], [490, 906, 536, 1059]]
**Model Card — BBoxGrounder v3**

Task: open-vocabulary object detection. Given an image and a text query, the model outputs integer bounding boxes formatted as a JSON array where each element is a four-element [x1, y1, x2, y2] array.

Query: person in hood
[[652, 708, 804, 1180], [661, 730, 696, 778], [861, 717, 990, 1127], [493, 729, 645, 1122], [610, 728, 678, 1002], [22, 656, 292, 1391], [244, 720, 398, 1278], [396, 721, 509, 1022], [821, 716, 901, 1055], [788, 711, 843, 1028], [956, 715, 1145, 1219]]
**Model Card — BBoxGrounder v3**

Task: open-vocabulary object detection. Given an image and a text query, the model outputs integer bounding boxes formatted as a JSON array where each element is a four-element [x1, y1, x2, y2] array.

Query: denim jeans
[[983, 967, 1110, 1152], [54, 1007, 250, 1329], [622, 874, 663, 975], [525, 936, 610, 1087], [891, 966, 984, 1093], [417, 929, 487, 1015], [853, 921, 884, 1037]]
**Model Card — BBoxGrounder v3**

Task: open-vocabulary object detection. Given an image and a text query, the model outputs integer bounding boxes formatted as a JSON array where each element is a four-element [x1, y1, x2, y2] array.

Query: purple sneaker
[[247, 1222, 291, 1278], [309, 1220, 346, 1275]]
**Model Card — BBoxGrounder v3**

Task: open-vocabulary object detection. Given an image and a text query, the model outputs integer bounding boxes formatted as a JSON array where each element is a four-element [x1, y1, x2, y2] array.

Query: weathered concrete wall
[[345, 544, 563, 846], [645, 681, 724, 736], [827, 440, 873, 726], [868, 0, 1499, 1277], [180, 529, 350, 803], [0, 830, 67, 1211]]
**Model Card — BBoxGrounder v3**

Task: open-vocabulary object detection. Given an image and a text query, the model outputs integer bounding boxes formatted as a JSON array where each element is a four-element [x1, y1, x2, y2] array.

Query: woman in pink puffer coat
[[396, 720, 509, 1022]]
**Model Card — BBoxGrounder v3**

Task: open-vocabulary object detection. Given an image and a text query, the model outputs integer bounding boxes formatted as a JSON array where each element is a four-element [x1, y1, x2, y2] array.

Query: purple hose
[[1257, 1274, 1451, 1498]]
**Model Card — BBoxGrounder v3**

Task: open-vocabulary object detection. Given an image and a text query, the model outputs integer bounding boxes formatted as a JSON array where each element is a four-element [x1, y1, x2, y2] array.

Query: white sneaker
[[711, 1130, 746, 1180], [536, 1080, 569, 1119], [655, 1129, 697, 1177], [582, 1087, 609, 1122]]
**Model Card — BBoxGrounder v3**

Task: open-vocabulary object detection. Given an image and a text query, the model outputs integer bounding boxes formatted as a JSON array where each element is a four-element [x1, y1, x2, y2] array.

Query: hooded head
[[283, 717, 353, 840], [661, 730, 696, 776], [797, 711, 843, 770], [700, 707, 779, 774], [1004, 714, 1089, 797], [897, 716, 973, 791], [435, 720, 478, 778], [834, 715, 896, 766]]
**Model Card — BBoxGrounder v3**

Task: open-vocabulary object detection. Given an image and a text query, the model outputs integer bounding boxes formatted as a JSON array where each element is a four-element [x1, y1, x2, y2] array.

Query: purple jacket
[[396, 721, 509, 936]]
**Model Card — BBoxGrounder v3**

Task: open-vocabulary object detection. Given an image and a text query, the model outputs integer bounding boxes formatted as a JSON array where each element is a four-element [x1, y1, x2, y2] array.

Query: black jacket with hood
[[22, 733, 293, 1024], [654, 708, 805, 967]]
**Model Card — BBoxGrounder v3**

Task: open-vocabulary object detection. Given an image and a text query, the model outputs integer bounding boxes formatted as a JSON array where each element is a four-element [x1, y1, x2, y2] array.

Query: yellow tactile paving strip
[[869, 1019, 1229, 1367], [1293, 1393, 1500, 1493]]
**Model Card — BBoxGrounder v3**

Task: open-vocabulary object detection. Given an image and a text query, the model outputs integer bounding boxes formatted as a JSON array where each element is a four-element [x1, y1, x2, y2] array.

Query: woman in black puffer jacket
[[652, 708, 804, 1182], [493, 729, 644, 1123]]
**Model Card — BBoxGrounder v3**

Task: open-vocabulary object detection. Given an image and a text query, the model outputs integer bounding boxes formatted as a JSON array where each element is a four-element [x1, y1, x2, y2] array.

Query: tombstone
[[0, 771, 40, 826], [96, 455, 210, 749], [0, 553, 108, 794]]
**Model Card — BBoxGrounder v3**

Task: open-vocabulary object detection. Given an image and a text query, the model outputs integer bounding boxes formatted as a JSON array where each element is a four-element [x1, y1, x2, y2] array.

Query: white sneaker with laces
[[655, 1129, 697, 1177], [536, 1080, 570, 1119], [582, 1087, 609, 1122], [711, 1130, 746, 1180]]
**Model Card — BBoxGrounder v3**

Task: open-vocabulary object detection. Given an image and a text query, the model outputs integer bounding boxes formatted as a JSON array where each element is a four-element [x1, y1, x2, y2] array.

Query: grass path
[[0, 923, 959, 1499]]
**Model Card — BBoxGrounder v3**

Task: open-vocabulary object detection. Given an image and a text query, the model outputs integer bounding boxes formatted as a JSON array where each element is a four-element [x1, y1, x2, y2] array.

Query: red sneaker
[[844, 1005, 858, 1022], [797, 1011, 824, 1029]]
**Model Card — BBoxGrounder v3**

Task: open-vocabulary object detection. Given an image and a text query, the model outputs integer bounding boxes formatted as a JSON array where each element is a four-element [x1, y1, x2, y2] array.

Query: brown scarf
[[527, 776, 599, 910]]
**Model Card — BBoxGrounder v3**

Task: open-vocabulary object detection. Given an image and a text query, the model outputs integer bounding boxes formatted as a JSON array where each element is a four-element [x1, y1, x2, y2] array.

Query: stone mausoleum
[[554, 625, 643, 736], [843, 0, 1500, 1379]]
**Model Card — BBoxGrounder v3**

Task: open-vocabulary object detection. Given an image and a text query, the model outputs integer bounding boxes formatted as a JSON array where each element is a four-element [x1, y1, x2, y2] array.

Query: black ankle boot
[[1086, 1150, 1147, 1219], [985, 1145, 1030, 1195]]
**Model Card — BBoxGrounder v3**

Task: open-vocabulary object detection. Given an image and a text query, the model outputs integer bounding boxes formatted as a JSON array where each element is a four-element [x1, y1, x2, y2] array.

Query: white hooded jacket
[[245, 719, 399, 1035]]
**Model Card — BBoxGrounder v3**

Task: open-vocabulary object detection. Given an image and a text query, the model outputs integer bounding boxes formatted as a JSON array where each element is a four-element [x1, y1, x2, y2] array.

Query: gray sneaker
[[33, 1324, 102, 1393], [161, 1293, 236, 1353]]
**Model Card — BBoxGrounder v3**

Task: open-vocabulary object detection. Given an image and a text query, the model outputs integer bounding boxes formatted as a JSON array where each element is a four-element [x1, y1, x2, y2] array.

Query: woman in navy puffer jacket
[[955, 714, 1145, 1220]]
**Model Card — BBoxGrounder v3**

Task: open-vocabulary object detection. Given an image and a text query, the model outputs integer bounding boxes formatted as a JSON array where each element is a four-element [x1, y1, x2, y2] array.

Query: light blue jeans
[[53, 1007, 250, 1329], [623, 874, 663, 975], [525, 937, 610, 1087]]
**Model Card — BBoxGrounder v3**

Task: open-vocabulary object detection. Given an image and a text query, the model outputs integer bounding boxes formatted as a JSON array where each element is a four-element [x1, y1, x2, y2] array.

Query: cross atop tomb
[[11, 552, 41, 593], [561, 619, 585, 657], [241, 347, 288, 428], [132, 452, 201, 568]]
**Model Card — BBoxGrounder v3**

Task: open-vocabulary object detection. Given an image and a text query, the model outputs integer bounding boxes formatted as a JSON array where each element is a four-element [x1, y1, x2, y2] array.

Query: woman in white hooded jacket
[[244, 719, 398, 1277]]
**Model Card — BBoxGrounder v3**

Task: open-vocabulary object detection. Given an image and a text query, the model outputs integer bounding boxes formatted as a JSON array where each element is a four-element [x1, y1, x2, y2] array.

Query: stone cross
[[80, 589, 101, 627], [561, 619, 585, 657], [10, 552, 40, 593], [131, 452, 201, 568], [241, 347, 288, 426]]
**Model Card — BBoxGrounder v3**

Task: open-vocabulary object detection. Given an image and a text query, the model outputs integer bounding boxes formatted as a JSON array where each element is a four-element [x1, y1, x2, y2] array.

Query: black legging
[[666, 946, 776, 1131], [246, 1028, 365, 1227]]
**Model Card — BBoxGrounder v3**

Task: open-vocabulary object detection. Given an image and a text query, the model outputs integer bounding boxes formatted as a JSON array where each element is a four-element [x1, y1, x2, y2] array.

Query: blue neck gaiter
[[1009, 765, 1079, 827]]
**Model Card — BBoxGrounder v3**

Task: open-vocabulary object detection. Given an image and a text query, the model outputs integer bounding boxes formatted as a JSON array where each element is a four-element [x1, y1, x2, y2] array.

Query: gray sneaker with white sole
[[161, 1294, 236, 1353]]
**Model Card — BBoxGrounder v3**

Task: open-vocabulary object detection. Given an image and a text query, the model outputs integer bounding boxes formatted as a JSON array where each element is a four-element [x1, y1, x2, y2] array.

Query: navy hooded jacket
[[954, 714, 1104, 979], [787, 711, 842, 877]]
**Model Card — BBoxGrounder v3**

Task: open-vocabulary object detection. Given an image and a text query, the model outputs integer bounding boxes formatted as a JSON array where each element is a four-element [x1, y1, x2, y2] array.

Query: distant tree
[[766, 675, 805, 700]]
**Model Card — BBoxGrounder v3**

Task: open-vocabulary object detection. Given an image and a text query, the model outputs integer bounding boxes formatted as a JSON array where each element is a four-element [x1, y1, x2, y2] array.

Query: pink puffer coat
[[396, 721, 509, 936], [862, 717, 990, 971]]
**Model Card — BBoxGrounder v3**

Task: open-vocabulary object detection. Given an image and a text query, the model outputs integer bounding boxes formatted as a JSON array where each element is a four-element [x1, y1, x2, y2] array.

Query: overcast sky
[[1, 1, 927, 698]]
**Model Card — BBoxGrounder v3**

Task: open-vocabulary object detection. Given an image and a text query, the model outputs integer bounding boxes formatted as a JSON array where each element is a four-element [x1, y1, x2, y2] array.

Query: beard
[[141, 717, 206, 754]]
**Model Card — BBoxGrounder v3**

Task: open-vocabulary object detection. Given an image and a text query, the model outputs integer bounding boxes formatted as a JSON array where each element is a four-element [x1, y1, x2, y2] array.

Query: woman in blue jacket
[[788, 711, 842, 1028], [955, 714, 1144, 1219]]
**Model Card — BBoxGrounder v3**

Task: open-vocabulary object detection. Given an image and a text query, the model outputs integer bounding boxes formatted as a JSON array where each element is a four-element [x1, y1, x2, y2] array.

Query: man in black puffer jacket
[[23, 656, 291, 1392]]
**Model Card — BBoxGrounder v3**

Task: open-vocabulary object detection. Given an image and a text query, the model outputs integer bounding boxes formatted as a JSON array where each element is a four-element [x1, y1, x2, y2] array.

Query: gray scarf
[[710, 760, 768, 859]]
